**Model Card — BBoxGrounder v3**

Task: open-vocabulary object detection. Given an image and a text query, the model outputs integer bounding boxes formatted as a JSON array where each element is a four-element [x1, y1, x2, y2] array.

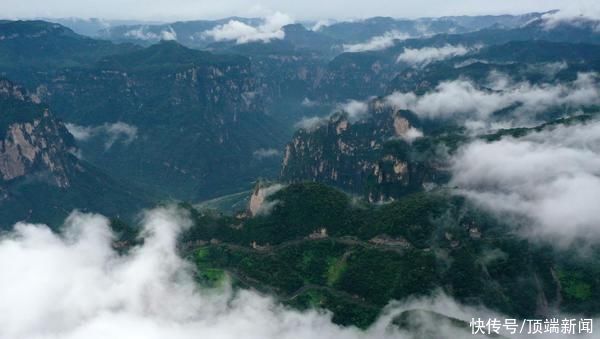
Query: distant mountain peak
[[0, 20, 80, 39]]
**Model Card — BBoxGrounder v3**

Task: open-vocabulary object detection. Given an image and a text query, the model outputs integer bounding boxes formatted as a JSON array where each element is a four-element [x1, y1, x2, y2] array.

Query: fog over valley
[[0, 2, 600, 338]]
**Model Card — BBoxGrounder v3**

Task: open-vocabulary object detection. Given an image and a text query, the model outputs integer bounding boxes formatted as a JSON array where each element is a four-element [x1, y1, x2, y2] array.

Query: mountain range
[[1, 10, 600, 333]]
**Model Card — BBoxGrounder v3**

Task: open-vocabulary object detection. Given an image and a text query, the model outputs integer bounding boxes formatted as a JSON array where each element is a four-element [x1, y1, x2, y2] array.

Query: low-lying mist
[[451, 121, 600, 247], [0, 207, 559, 339]]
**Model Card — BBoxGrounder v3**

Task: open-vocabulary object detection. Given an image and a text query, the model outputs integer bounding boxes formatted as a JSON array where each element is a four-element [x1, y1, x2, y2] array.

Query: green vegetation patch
[[326, 255, 348, 286], [559, 270, 593, 301]]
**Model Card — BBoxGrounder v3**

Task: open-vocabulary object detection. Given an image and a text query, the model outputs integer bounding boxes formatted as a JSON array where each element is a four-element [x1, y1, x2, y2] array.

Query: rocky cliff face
[[0, 79, 75, 188], [18, 42, 288, 200], [281, 100, 447, 201], [35, 42, 262, 124], [247, 182, 284, 217], [0, 78, 151, 226]]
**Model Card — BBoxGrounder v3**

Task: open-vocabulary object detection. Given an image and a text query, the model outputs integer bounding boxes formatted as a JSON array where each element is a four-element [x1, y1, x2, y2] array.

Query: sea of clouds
[[0, 207, 535, 339], [450, 121, 600, 247]]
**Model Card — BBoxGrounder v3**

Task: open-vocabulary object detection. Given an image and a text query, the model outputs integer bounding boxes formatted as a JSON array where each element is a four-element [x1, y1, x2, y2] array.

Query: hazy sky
[[1, 0, 599, 21]]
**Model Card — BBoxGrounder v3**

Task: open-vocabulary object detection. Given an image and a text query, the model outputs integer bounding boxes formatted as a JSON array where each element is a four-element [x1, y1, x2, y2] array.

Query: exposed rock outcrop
[[0, 79, 76, 188], [281, 99, 445, 201], [248, 182, 285, 216]]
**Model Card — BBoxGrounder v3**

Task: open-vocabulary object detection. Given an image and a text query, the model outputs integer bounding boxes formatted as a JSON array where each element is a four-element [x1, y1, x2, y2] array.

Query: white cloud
[[295, 100, 369, 131], [294, 116, 328, 131], [296, 73, 599, 135], [2, 206, 599, 337], [343, 31, 410, 53], [301, 97, 318, 107], [453, 58, 492, 69], [202, 12, 293, 44], [249, 183, 285, 216], [123, 27, 154, 40], [399, 127, 424, 143], [66, 122, 138, 149], [529, 61, 568, 77], [451, 121, 600, 246], [124, 25, 177, 41], [253, 148, 281, 159], [0, 207, 509, 339], [102, 122, 138, 148], [311, 19, 335, 31], [540, 9, 600, 31], [160, 26, 177, 40], [338, 100, 369, 122], [65, 123, 94, 141], [396, 44, 471, 67], [385, 72, 600, 130]]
